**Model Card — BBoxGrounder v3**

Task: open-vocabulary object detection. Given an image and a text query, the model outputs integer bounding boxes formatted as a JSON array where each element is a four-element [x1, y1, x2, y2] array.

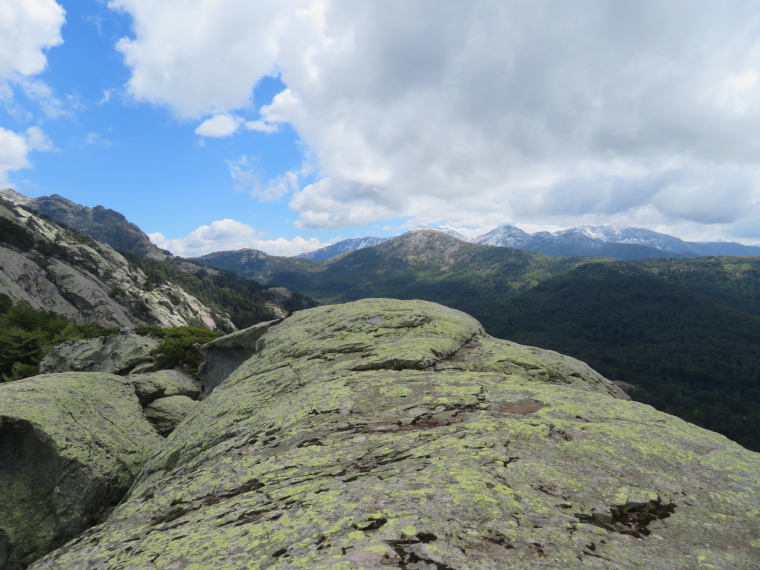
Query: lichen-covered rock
[[144, 395, 198, 436], [0, 372, 163, 568], [128, 369, 201, 405], [39, 330, 159, 375], [196, 318, 280, 395], [31, 300, 760, 569]]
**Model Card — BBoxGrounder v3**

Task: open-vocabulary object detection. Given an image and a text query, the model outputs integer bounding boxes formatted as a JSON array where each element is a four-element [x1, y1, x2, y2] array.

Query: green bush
[[136, 325, 221, 373], [0, 299, 112, 382]]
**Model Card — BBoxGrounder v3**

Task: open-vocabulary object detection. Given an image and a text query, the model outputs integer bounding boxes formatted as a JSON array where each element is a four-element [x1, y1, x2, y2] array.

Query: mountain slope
[[0, 199, 230, 330], [0, 189, 169, 260], [195, 232, 760, 450], [297, 236, 389, 261], [475, 224, 700, 259], [492, 262, 760, 450]]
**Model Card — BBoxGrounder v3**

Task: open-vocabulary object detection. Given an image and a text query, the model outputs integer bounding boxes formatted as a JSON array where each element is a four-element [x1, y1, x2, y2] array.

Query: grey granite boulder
[[196, 318, 280, 395], [39, 330, 158, 375], [0, 372, 163, 568], [28, 300, 760, 568], [144, 395, 198, 436], [128, 369, 201, 405]]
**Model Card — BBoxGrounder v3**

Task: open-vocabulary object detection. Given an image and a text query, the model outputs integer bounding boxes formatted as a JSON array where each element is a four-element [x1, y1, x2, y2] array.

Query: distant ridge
[[0, 189, 169, 260], [295, 222, 760, 261]]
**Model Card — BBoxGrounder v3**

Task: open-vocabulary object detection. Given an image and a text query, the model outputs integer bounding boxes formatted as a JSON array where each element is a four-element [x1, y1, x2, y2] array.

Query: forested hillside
[[195, 232, 760, 451]]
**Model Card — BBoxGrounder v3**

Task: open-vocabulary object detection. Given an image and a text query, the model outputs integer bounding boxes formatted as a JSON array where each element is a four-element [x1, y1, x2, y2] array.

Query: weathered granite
[[0, 372, 163, 568], [144, 395, 198, 436], [196, 318, 281, 396], [29, 300, 760, 569], [39, 331, 159, 375], [128, 369, 201, 405], [0, 200, 229, 330]]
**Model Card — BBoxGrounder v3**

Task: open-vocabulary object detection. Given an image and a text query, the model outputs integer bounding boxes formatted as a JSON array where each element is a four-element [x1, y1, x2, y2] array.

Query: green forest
[[204, 237, 760, 452]]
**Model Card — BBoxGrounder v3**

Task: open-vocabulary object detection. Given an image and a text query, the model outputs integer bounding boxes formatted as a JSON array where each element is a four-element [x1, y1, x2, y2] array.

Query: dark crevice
[[575, 499, 676, 538]]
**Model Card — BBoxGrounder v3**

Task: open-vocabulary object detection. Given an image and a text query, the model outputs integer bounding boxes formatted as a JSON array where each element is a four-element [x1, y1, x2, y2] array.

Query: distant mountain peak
[[409, 224, 471, 242], [0, 188, 33, 206]]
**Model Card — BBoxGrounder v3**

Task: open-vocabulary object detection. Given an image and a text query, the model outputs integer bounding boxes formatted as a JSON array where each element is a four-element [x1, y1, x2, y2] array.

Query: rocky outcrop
[[0, 200, 229, 330], [196, 318, 281, 395], [0, 372, 164, 568], [39, 331, 159, 375], [29, 299, 760, 569], [128, 369, 201, 405], [0, 189, 168, 260], [144, 395, 198, 436]]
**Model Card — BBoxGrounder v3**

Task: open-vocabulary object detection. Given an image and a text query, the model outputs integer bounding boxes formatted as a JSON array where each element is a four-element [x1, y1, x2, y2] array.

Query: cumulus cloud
[[245, 120, 279, 134], [0, 126, 53, 184], [112, 0, 760, 241], [148, 218, 329, 257], [0, 0, 65, 78], [195, 114, 243, 137], [107, 0, 308, 117], [0, 1, 63, 182], [229, 155, 313, 202]]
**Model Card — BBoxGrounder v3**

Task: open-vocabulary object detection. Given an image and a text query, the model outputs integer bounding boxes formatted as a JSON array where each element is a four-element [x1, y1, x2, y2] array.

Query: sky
[[1, 0, 760, 257]]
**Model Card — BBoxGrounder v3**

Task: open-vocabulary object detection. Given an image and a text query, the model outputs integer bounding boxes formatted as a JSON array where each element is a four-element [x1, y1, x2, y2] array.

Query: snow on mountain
[[298, 237, 389, 261], [410, 225, 472, 242], [296, 222, 760, 262]]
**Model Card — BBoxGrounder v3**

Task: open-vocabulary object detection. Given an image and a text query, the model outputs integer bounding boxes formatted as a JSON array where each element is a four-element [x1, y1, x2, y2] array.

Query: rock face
[[128, 369, 201, 405], [144, 395, 198, 436], [0, 199, 227, 329], [0, 190, 168, 260], [196, 318, 281, 395], [29, 299, 760, 569], [0, 372, 164, 568], [39, 331, 160, 375]]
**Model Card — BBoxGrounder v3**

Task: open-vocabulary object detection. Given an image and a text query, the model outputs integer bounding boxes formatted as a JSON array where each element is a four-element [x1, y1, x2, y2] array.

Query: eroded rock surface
[[0, 372, 163, 568], [196, 318, 281, 395], [39, 330, 159, 375], [0, 199, 228, 330], [30, 300, 760, 569], [144, 395, 198, 436], [128, 369, 201, 405]]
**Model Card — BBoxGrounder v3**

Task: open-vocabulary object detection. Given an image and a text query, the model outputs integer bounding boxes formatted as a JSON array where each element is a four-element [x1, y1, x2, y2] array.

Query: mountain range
[[3, 188, 760, 450], [300, 223, 760, 261], [195, 230, 760, 451]]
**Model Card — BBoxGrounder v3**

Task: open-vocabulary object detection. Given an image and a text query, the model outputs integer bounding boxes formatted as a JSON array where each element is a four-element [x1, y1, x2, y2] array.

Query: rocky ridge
[[0, 198, 231, 330], [0, 189, 168, 260], [9, 298, 757, 569]]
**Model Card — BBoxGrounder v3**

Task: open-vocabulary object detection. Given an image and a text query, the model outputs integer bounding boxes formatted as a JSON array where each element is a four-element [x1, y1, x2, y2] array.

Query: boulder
[[144, 395, 198, 436], [0, 372, 163, 568], [127, 369, 201, 405], [39, 330, 158, 375], [196, 318, 280, 395], [30, 300, 760, 568]]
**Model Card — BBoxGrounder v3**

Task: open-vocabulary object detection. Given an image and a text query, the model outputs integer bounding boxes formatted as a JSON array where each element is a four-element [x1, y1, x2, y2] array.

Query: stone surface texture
[[39, 331, 160, 375], [128, 369, 201, 405], [196, 318, 281, 396], [0, 200, 228, 330], [144, 395, 198, 436], [0, 372, 163, 568], [28, 299, 760, 569]]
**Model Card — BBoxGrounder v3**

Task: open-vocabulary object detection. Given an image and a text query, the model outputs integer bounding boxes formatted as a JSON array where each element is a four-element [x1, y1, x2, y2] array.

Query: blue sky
[[2, 1, 760, 256]]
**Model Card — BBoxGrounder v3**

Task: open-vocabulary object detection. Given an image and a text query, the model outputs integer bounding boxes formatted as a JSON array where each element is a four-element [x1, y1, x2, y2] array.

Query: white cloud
[[0, 0, 64, 78], [0, 126, 53, 184], [108, 0, 308, 117], [111, 1, 760, 242], [245, 120, 279, 134], [195, 114, 243, 137], [228, 155, 312, 202], [148, 219, 329, 257]]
